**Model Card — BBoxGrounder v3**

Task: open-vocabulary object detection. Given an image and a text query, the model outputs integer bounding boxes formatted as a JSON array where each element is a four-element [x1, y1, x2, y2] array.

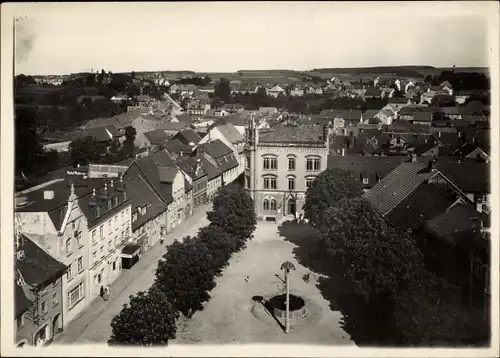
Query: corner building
[[245, 118, 329, 221]]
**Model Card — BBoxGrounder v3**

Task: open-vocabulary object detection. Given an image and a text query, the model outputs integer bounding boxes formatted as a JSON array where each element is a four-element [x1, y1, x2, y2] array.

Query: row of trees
[[303, 169, 489, 345], [108, 184, 257, 345]]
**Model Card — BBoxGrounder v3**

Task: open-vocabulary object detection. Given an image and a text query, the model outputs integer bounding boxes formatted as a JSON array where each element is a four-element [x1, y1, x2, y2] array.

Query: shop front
[[121, 244, 141, 269]]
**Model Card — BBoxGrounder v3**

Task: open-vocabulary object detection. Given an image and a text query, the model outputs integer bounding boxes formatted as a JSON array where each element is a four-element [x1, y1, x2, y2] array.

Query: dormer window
[[114, 197, 118, 207], [362, 178, 369, 185], [108, 200, 112, 208], [95, 206, 100, 218], [132, 212, 138, 222]]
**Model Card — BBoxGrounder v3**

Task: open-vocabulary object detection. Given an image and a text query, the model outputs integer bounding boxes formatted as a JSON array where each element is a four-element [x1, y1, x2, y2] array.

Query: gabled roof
[[363, 162, 440, 215], [144, 129, 170, 145], [123, 173, 168, 231], [163, 139, 192, 155], [199, 157, 221, 181], [412, 112, 433, 122], [79, 127, 114, 142], [158, 166, 179, 184], [215, 121, 245, 144], [175, 156, 208, 181], [173, 128, 202, 145], [225, 113, 246, 127], [424, 203, 488, 247], [435, 162, 489, 193], [362, 109, 381, 118], [414, 135, 439, 155], [327, 156, 409, 188], [384, 183, 458, 230], [199, 139, 233, 159], [157, 121, 187, 131], [17, 234, 67, 287], [174, 114, 194, 126]]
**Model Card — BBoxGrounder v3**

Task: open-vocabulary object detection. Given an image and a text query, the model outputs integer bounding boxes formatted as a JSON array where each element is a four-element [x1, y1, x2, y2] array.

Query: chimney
[[89, 188, 97, 207], [44, 190, 55, 200], [411, 154, 417, 163]]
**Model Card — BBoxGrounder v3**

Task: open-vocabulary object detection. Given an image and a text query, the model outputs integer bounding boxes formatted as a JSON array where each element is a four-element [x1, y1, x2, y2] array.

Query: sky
[[11, 2, 494, 75]]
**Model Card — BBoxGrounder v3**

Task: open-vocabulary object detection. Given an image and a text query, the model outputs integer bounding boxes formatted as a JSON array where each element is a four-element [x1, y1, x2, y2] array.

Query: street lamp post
[[280, 261, 296, 334]]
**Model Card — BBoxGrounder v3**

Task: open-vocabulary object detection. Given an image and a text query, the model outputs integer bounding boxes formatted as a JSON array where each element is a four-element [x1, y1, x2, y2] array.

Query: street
[[52, 204, 211, 344]]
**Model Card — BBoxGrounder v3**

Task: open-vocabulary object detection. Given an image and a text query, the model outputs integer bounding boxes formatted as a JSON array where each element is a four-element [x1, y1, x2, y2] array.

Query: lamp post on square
[[280, 261, 296, 334]]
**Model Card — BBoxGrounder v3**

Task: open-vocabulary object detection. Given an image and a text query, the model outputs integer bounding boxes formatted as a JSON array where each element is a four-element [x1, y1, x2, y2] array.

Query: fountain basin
[[268, 294, 307, 320]]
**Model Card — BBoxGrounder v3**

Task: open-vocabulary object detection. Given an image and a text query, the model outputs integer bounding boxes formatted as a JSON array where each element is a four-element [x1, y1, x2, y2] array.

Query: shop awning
[[121, 244, 141, 259]]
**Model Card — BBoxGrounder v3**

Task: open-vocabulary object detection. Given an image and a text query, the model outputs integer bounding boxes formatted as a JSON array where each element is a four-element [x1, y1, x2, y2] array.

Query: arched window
[[288, 176, 296, 190], [287, 155, 296, 171], [270, 198, 277, 211], [263, 198, 270, 211], [262, 154, 278, 170]]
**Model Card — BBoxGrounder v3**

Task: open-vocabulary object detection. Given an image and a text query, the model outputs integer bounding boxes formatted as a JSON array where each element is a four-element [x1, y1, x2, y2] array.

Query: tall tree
[[15, 106, 44, 176], [303, 168, 363, 228], [320, 197, 422, 300], [154, 236, 216, 318], [207, 183, 257, 242], [68, 136, 107, 166], [197, 224, 239, 274], [214, 78, 231, 103], [108, 287, 178, 346]]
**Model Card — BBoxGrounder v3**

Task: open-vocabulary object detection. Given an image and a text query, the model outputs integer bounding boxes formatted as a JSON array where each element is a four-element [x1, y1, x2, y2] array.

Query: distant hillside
[[310, 66, 436, 78]]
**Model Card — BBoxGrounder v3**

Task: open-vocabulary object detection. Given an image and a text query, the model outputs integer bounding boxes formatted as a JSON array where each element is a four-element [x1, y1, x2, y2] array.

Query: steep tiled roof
[[414, 135, 439, 155], [173, 128, 202, 145], [216, 121, 244, 144], [124, 173, 168, 231], [174, 114, 194, 126], [163, 139, 192, 155], [157, 121, 187, 131], [79, 127, 113, 142], [17, 235, 66, 287], [144, 129, 170, 145], [200, 157, 220, 181], [424, 203, 487, 247], [388, 97, 408, 104], [225, 113, 246, 126], [412, 112, 433, 123], [435, 162, 489, 193], [364, 87, 382, 97], [363, 162, 438, 215], [199, 139, 233, 159], [362, 109, 381, 118], [327, 156, 409, 188], [259, 125, 326, 145], [384, 183, 458, 230], [175, 156, 208, 181], [158, 167, 178, 184]]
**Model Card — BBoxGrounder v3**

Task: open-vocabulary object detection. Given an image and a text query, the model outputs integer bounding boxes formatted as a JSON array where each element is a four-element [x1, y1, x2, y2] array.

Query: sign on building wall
[[66, 169, 88, 187]]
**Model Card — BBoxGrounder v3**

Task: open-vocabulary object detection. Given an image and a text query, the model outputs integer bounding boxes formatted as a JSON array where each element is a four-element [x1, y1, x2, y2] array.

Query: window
[[66, 238, 72, 255], [306, 157, 321, 171], [77, 256, 83, 272], [108, 221, 112, 233], [92, 230, 96, 244], [76, 232, 82, 247], [288, 157, 296, 170], [100, 246, 104, 257], [263, 198, 270, 210], [133, 213, 138, 222], [263, 156, 278, 170], [41, 301, 47, 314], [92, 251, 97, 263], [67, 264, 73, 280], [98, 274, 102, 284], [288, 177, 295, 190], [114, 197, 118, 207], [306, 177, 316, 189], [72, 221, 75, 230], [68, 282, 84, 308], [108, 240, 112, 251], [263, 176, 277, 190], [114, 216, 118, 230], [113, 261, 116, 271], [16, 314, 24, 330], [52, 292, 59, 306], [362, 177, 369, 184], [270, 198, 277, 211], [99, 225, 103, 238]]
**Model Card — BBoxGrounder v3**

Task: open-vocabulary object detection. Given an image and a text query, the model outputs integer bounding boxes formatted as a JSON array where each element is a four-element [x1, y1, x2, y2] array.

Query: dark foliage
[[154, 236, 216, 318], [207, 183, 257, 241], [303, 168, 363, 229], [68, 136, 108, 166], [108, 287, 178, 346]]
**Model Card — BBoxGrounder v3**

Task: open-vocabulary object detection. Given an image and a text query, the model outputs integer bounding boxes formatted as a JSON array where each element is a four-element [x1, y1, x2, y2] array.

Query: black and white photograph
[[1, 1, 498, 356]]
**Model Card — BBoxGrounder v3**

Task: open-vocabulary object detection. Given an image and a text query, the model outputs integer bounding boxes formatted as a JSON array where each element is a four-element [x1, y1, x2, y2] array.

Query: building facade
[[245, 119, 329, 221]]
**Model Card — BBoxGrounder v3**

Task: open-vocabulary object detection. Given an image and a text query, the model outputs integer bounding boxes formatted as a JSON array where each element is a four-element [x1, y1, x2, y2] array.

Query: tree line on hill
[[302, 169, 489, 346], [108, 184, 257, 345]]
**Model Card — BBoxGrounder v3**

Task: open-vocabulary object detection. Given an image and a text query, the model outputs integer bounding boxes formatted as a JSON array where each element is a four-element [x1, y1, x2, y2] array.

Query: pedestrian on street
[[103, 285, 110, 301]]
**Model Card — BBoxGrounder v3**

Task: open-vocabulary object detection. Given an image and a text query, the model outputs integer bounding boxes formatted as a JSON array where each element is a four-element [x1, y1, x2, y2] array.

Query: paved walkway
[[52, 204, 211, 345], [173, 219, 354, 345]]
